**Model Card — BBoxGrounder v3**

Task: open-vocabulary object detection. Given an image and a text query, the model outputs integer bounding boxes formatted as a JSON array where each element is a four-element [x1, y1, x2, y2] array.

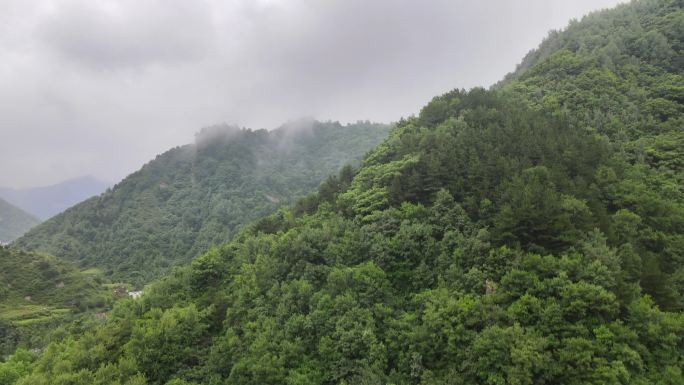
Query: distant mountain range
[[14, 120, 390, 285], [0, 198, 39, 243], [0, 176, 111, 220]]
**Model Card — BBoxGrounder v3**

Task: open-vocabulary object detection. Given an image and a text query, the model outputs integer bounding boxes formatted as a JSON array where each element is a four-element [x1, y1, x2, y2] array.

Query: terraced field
[[0, 247, 112, 353], [0, 305, 71, 326]]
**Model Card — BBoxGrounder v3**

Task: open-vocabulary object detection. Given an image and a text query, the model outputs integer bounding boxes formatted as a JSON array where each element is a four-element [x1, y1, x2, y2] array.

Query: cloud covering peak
[[0, 0, 626, 188]]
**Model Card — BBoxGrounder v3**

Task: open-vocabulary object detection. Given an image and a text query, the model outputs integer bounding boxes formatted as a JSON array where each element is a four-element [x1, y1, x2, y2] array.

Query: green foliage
[[0, 349, 35, 385], [14, 121, 389, 286], [0, 247, 110, 355], [5, 1, 684, 384], [125, 305, 209, 384]]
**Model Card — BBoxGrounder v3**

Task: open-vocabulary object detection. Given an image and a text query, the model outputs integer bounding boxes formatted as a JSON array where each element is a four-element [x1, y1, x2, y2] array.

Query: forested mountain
[[0, 199, 39, 243], [0, 176, 111, 220], [3, 0, 683, 384], [14, 121, 390, 286], [0, 247, 110, 356]]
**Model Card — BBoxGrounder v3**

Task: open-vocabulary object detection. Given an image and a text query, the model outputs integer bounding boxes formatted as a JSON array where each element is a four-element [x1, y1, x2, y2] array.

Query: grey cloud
[[0, 0, 626, 188], [37, 0, 216, 70]]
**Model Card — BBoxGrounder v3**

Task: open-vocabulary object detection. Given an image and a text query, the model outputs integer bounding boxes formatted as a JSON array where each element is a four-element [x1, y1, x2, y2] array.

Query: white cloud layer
[[0, 0, 626, 188]]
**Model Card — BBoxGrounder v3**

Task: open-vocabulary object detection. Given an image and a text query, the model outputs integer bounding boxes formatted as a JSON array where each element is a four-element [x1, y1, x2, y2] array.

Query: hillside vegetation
[[0, 247, 110, 356], [4, 1, 684, 384], [0, 199, 39, 243], [14, 121, 389, 286]]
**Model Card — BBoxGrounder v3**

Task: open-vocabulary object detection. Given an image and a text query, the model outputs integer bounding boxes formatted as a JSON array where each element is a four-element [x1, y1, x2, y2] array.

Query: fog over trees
[[2, 1, 683, 385], [0, 0, 624, 188]]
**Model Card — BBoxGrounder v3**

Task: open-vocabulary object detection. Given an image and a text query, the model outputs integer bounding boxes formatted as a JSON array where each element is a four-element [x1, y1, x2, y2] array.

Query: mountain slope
[[496, 0, 684, 309], [14, 120, 390, 285], [0, 246, 110, 355], [7, 1, 684, 384], [0, 199, 39, 243], [0, 176, 111, 220]]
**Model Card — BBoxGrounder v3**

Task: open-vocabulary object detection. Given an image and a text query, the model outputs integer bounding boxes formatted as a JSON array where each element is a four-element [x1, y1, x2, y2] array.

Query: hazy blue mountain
[[0, 176, 111, 220], [0, 198, 39, 243]]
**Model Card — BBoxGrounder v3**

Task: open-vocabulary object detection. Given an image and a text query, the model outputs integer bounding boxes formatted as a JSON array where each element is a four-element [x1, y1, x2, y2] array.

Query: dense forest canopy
[[13, 120, 389, 286], [2, 0, 683, 384]]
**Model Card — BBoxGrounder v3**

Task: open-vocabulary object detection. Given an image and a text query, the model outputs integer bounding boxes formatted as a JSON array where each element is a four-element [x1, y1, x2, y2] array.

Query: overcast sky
[[0, 0, 626, 188]]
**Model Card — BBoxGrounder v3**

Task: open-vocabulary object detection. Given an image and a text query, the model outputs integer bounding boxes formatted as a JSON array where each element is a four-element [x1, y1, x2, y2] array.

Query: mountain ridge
[[4, 1, 684, 384], [14, 120, 390, 285], [0, 176, 111, 220], [0, 198, 39, 243]]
